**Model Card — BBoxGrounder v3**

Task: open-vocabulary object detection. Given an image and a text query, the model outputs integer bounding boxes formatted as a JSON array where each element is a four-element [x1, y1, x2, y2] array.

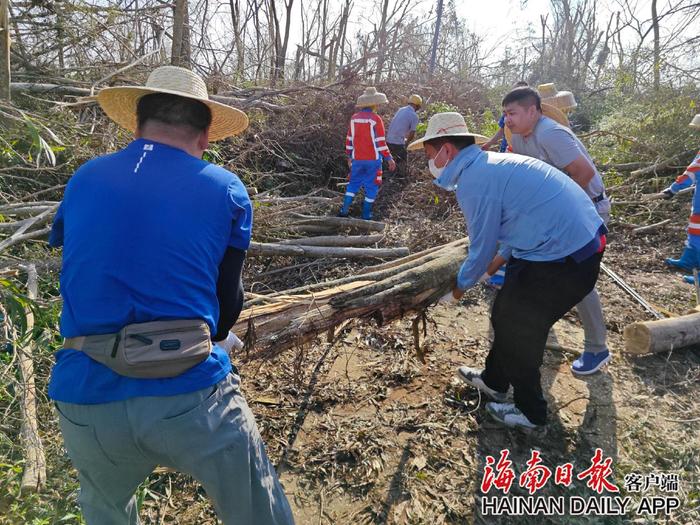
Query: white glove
[[218, 332, 244, 353], [439, 290, 459, 304]]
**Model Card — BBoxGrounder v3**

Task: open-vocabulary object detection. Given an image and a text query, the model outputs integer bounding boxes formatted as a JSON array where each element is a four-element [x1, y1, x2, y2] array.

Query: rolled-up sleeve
[[457, 196, 502, 290], [498, 244, 513, 261]]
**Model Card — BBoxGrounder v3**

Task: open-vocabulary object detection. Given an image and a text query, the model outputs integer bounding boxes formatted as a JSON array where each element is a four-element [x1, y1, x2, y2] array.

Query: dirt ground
[[123, 173, 700, 524]]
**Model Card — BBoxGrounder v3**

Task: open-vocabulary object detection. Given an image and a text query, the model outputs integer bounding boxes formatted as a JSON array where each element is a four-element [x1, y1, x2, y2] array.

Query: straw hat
[[504, 102, 571, 144], [356, 87, 388, 107], [408, 94, 423, 107], [407, 112, 487, 151], [537, 83, 577, 111], [690, 114, 700, 129], [97, 66, 249, 141]]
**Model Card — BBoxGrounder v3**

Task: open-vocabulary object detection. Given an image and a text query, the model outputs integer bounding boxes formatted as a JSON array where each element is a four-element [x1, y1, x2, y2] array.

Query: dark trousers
[[481, 252, 603, 425], [387, 143, 408, 177]]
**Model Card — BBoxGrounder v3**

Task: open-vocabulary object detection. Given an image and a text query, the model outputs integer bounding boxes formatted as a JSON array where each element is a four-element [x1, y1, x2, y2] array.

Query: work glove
[[218, 332, 244, 353], [439, 290, 459, 304], [661, 189, 674, 199]]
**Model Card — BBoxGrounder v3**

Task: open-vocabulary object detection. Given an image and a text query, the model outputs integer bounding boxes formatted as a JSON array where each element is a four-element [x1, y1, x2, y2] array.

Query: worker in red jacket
[[339, 87, 396, 220]]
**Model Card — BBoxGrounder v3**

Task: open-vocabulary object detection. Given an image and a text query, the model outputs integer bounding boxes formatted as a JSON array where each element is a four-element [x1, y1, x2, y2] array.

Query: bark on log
[[17, 264, 46, 492], [278, 234, 383, 247], [235, 239, 468, 357], [248, 242, 408, 259], [624, 312, 700, 354], [290, 214, 385, 232]]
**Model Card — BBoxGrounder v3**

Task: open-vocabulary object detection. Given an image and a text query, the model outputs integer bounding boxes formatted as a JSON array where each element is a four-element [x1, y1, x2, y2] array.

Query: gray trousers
[[576, 206, 609, 355], [56, 373, 295, 525], [575, 288, 607, 354]]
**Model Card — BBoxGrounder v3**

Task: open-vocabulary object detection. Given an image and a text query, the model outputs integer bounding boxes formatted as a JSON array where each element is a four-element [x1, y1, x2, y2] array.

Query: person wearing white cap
[[386, 94, 422, 177], [48, 66, 294, 524], [648, 114, 700, 284], [340, 87, 396, 220], [501, 86, 611, 376], [409, 112, 606, 432]]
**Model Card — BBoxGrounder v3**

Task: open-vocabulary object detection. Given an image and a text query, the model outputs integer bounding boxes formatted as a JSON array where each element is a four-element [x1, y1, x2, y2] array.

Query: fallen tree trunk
[[278, 234, 383, 247], [235, 238, 468, 357], [248, 241, 408, 259], [287, 214, 385, 235], [624, 311, 700, 354]]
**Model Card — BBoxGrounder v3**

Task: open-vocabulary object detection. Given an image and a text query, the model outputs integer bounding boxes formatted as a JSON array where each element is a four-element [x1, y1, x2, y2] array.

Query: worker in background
[[386, 94, 422, 177], [481, 81, 529, 153], [647, 114, 700, 284], [340, 87, 396, 220], [410, 112, 605, 432], [499, 86, 611, 376]]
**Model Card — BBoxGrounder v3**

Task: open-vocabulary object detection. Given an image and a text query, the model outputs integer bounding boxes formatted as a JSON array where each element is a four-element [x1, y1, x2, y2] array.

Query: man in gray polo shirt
[[502, 86, 611, 375]]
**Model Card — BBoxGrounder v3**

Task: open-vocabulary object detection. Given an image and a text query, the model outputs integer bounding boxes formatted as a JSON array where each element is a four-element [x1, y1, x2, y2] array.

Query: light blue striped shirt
[[434, 145, 603, 290]]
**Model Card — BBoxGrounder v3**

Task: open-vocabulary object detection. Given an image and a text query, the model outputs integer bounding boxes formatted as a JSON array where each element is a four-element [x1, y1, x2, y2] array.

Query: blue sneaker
[[683, 274, 697, 285], [571, 350, 611, 375]]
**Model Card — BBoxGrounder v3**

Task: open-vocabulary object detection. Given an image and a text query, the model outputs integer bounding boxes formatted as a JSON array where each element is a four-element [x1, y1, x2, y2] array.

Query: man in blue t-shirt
[[49, 66, 294, 524]]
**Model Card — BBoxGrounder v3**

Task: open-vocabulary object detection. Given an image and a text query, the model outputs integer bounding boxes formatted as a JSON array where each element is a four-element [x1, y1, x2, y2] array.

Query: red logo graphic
[[481, 449, 516, 494], [519, 450, 552, 494], [577, 448, 619, 494]]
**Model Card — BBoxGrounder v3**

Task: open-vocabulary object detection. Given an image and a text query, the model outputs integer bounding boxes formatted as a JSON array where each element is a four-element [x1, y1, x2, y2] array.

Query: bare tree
[[0, 0, 9, 100], [172, 0, 191, 67]]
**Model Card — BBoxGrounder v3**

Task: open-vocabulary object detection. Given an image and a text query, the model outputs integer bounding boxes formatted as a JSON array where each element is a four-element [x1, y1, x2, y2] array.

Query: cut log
[[624, 312, 700, 354], [248, 242, 408, 259], [235, 239, 469, 357]]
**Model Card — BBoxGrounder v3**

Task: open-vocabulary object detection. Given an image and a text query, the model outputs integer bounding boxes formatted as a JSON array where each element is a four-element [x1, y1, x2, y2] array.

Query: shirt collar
[[433, 144, 483, 191]]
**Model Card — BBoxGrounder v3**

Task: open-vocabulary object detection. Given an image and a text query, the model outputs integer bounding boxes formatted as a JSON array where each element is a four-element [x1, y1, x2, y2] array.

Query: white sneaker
[[457, 366, 508, 402], [486, 402, 544, 433]]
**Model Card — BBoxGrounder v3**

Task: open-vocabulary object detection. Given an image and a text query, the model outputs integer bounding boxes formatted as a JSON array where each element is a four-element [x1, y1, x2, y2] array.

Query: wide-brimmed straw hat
[[356, 87, 388, 107], [537, 83, 577, 111], [407, 112, 488, 151], [504, 102, 571, 144], [690, 114, 700, 129], [97, 66, 249, 141]]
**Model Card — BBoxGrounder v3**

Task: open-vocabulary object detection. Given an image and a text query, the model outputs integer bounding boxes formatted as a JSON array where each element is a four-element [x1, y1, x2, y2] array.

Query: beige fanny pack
[[64, 319, 211, 379]]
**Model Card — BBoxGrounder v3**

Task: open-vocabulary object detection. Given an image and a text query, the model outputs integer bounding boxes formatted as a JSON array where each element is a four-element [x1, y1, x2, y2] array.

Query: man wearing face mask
[[409, 112, 606, 432]]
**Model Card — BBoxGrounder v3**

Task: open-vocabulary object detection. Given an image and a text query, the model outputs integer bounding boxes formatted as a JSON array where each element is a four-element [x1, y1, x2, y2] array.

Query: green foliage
[[581, 85, 699, 165], [416, 102, 461, 135]]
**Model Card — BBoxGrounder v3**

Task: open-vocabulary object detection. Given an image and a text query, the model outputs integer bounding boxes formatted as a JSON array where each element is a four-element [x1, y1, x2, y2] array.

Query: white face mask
[[428, 145, 449, 178]]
